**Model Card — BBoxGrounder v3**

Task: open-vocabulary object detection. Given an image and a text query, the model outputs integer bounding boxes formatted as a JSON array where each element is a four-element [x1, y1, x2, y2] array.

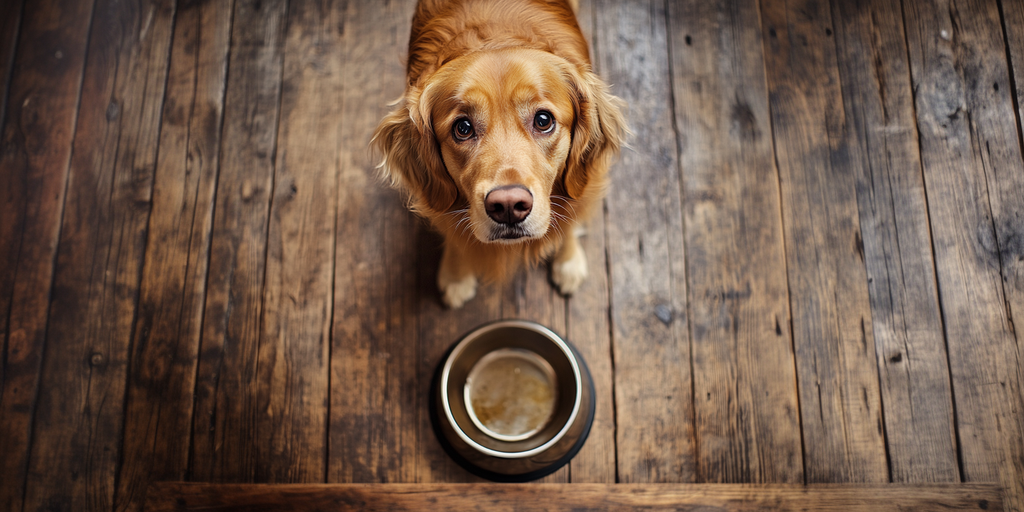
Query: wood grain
[[668, 0, 803, 484], [114, 1, 232, 510], [592, 0, 695, 483], [20, 0, 176, 510], [329, 0, 426, 484], [1003, 0, 1024, 316], [828, 0, 959, 483], [902, 0, 1024, 509], [145, 482, 1004, 512], [760, 0, 889, 483], [0, 0, 95, 510], [191, 0, 286, 484], [563, 222, 617, 483], [251, 0, 345, 484], [0, 0, 23, 128]]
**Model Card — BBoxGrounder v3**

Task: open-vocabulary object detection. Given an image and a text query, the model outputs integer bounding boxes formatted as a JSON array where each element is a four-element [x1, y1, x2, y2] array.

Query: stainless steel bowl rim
[[440, 319, 583, 459]]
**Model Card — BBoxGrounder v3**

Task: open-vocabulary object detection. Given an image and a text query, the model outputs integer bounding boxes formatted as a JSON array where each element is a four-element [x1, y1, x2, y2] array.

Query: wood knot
[[654, 304, 673, 325]]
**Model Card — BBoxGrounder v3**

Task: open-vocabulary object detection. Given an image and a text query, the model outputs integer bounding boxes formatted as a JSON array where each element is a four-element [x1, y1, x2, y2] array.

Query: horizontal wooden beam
[[146, 482, 1002, 511]]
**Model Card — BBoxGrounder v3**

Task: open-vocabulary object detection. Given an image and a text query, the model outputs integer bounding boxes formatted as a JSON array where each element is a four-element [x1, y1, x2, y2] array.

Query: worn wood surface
[[2, 0, 1023, 509], [902, 1, 1024, 509], [0, 0, 23, 128], [254, 0, 342, 483], [829, 0, 959, 484], [668, 0, 802, 484], [190, 0, 286, 484], [0, 0, 95, 510], [593, 0, 695, 483], [144, 482, 1004, 512], [114, 0, 232, 510], [761, 0, 889, 483], [329, 0, 427, 484], [19, 0, 175, 510]]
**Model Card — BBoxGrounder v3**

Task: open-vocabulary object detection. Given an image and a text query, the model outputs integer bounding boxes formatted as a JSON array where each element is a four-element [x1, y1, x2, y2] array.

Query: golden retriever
[[373, 0, 626, 308]]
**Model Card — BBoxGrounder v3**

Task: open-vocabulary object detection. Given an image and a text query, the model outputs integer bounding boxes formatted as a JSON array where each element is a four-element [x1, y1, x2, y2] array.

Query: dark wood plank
[[0, 0, 23, 127], [0, 0, 95, 510], [1005, 0, 1024, 302], [114, 1, 233, 510], [329, 0, 426, 483], [592, 0, 695, 483], [145, 482, 1004, 512], [902, 0, 1024, 509], [253, 0, 345, 483], [828, 0, 959, 483], [19, 0, 176, 510], [760, 0, 889, 483], [668, 0, 802, 483], [191, 0, 286, 483]]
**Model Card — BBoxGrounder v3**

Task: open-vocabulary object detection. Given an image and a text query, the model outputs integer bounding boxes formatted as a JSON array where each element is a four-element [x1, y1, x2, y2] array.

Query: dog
[[373, 0, 626, 308]]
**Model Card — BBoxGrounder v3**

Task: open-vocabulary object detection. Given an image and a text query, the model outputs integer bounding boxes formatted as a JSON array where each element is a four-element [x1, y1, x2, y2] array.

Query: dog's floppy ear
[[562, 66, 627, 199], [372, 85, 458, 214]]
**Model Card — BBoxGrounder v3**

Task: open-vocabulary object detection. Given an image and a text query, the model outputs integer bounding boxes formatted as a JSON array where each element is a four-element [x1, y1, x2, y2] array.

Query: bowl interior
[[444, 324, 579, 455]]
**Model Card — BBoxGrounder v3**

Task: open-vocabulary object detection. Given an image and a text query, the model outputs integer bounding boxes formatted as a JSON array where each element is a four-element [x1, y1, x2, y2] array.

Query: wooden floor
[[0, 0, 1022, 510]]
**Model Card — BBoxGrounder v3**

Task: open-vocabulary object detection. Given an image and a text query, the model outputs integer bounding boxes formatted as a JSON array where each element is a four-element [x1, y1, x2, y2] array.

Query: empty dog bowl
[[430, 320, 595, 481]]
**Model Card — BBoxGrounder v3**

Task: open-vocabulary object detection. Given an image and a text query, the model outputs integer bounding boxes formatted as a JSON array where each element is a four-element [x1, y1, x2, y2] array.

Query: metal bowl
[[431, 320, 595, 481]]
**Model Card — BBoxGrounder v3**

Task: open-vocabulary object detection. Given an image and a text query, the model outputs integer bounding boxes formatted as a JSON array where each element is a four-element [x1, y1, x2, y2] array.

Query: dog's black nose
[[485, 185, 533, 225]]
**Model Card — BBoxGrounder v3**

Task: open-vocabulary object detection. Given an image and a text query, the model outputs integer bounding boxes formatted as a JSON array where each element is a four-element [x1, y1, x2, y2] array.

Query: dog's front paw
[[440, 274, 478, 309], [551, 248, 587, 296]]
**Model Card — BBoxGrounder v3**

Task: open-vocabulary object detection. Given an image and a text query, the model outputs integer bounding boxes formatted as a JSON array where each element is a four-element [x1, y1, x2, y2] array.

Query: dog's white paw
[[440, 274, 478, 309], [551, 249, 587, 296]]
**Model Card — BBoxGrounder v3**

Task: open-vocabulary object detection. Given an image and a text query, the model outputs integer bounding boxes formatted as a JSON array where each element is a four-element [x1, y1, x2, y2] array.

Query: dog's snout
[[485, 185, 533, 225]]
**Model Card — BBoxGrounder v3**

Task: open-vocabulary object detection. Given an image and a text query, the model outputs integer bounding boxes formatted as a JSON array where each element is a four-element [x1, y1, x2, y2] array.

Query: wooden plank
[[19, 0, 176, 510], [329, 0, 426, 483], [562, 0, 617, 485], [144, 482, 1004, 512], [113, 1, 233, 510], [759, 0, 889, 483], [0, 0, 23, 127], [997, 0, 1024, 317], [253, 0, 345, 483], [999, 0, 1024, 437], [828, 0, 959, 483], [190, 0, 286, 483], [592, 0, 695, 483], [0, 0, 95, 510], [902, 0, 1024, 509], [562, 223, 616, 484], [667, 0, 802, 483]]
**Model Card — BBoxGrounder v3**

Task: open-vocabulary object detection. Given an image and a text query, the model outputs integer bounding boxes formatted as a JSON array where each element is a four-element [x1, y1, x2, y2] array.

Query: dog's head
[[373, 48, 625, 244]]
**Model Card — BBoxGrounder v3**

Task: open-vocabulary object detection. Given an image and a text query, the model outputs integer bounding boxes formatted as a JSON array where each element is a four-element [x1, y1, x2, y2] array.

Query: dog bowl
[[430, 320, 595, 481]]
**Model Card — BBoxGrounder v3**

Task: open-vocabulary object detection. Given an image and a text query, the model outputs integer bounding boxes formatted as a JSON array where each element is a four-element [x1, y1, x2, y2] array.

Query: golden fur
[[373, 0, 626, 308]]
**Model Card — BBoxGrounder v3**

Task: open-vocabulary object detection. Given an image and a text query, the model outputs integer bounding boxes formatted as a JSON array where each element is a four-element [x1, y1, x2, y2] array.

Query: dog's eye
[[534, 111, 555, 133], [453, 118, 475, 141]]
